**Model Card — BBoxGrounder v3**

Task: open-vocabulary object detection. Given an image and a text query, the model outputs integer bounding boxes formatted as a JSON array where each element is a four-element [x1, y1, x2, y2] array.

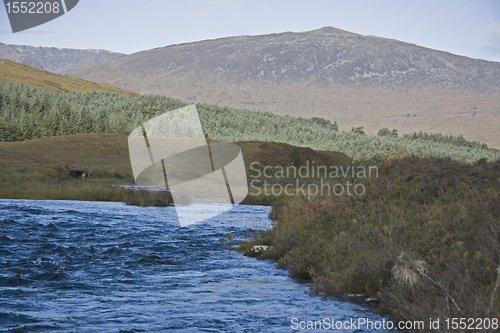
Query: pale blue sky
[[1, 0, 499, 62]]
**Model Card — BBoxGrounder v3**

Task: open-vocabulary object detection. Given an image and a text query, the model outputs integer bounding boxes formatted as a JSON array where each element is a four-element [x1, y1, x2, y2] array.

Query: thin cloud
[[490, 21, 500, 44], [479, 21, 500, 61]]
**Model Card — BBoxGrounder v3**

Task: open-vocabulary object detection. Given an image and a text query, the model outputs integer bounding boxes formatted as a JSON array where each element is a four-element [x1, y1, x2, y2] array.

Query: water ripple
[[0, 199, 395, 332]]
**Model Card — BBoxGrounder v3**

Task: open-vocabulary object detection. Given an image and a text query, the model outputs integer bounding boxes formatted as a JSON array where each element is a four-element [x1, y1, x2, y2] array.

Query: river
[[0, 199, 396, 332]]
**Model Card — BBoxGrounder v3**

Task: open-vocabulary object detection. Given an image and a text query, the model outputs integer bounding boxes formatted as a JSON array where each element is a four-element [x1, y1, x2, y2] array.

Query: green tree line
[[402, 131, 488, 149]]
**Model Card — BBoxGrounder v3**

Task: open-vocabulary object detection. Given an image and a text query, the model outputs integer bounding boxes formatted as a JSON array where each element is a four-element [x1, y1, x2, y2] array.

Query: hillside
[[251, 156, 500, 327], [0, 42, 125, 73], [65, 27, 500, 148], [0, 133, 350, 181], [1, 81, 498, 164], [0, 59, 139, 96]]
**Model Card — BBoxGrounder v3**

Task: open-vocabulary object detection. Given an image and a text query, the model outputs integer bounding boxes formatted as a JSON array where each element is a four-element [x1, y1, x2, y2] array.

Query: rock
[[244, 245, 270, 257]]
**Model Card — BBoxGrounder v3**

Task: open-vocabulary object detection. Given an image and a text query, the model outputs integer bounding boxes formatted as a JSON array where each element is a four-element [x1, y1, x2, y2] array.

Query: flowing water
[[0, 199, 395, 332]]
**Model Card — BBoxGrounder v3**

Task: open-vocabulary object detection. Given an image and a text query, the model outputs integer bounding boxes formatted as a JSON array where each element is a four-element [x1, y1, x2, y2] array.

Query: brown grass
[[0, 133, 133, 181], [236, 140, 351, 178], [0, 134, 350, 204], [0, 179, 129, 201], [0, 134, 350, 181], [0, 58, 139, 96], [0, 178, 175, 207]]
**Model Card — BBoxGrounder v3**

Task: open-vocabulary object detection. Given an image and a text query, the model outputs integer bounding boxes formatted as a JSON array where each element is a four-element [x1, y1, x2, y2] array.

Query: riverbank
[[0, 179, 174, 206], [0, 177, 314, 207], [240, 156, 500, 331], [0, 133, 351, 207]]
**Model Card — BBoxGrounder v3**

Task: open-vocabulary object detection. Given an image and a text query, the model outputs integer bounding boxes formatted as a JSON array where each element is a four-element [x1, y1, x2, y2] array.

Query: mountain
[[0, 42, 125, 73], [65, 27, 500, 148], [0, 58, 139, 96], [0, 42, 42, 69]]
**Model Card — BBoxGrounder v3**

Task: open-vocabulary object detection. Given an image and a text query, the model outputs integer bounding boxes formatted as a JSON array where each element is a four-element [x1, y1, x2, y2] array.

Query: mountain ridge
[[0, 42, 125, 73], [66, 27, 500, 92]]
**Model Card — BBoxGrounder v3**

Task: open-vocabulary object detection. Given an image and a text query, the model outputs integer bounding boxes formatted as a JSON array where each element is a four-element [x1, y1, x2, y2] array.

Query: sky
[[1, 0, 500, 62]]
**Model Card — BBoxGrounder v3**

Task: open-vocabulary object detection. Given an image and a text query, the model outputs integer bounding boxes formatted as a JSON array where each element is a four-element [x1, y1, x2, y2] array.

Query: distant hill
[[0, 42, 42, 69], [0, 58, 139, 96], [66, 27, 500, 148], [0, 42, 125, 73]]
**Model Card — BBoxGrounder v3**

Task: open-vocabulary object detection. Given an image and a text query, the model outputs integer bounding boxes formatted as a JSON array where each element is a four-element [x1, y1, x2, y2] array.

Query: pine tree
[[352, 126, 365, 135], [378, 127, 391, 136], [0, 117, 9, 141], [332, 121, 338, 131], [19, 111, 34, 140]]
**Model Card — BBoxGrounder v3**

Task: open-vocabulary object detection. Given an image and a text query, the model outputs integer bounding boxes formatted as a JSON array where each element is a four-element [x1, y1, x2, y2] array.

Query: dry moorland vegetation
[[241, 157, 500, 331]]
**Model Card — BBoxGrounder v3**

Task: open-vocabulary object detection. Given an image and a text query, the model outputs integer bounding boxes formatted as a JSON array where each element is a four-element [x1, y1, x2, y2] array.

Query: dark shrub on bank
[[253, 157, 500, 331]]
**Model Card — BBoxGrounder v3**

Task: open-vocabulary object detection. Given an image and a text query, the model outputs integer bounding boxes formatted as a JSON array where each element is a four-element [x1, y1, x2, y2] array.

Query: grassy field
[[0, 58, 139, 96], [0, 133, 133, 181], [0, 133, 350, 179], [0, 179, 178, 207], [0, 133, 350, 205]]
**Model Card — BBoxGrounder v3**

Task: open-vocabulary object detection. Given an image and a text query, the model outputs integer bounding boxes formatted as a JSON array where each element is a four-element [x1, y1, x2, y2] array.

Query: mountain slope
[[0, 58, 139, 96], [65, 27, 500, 148], [0, 42, 125, 73]]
